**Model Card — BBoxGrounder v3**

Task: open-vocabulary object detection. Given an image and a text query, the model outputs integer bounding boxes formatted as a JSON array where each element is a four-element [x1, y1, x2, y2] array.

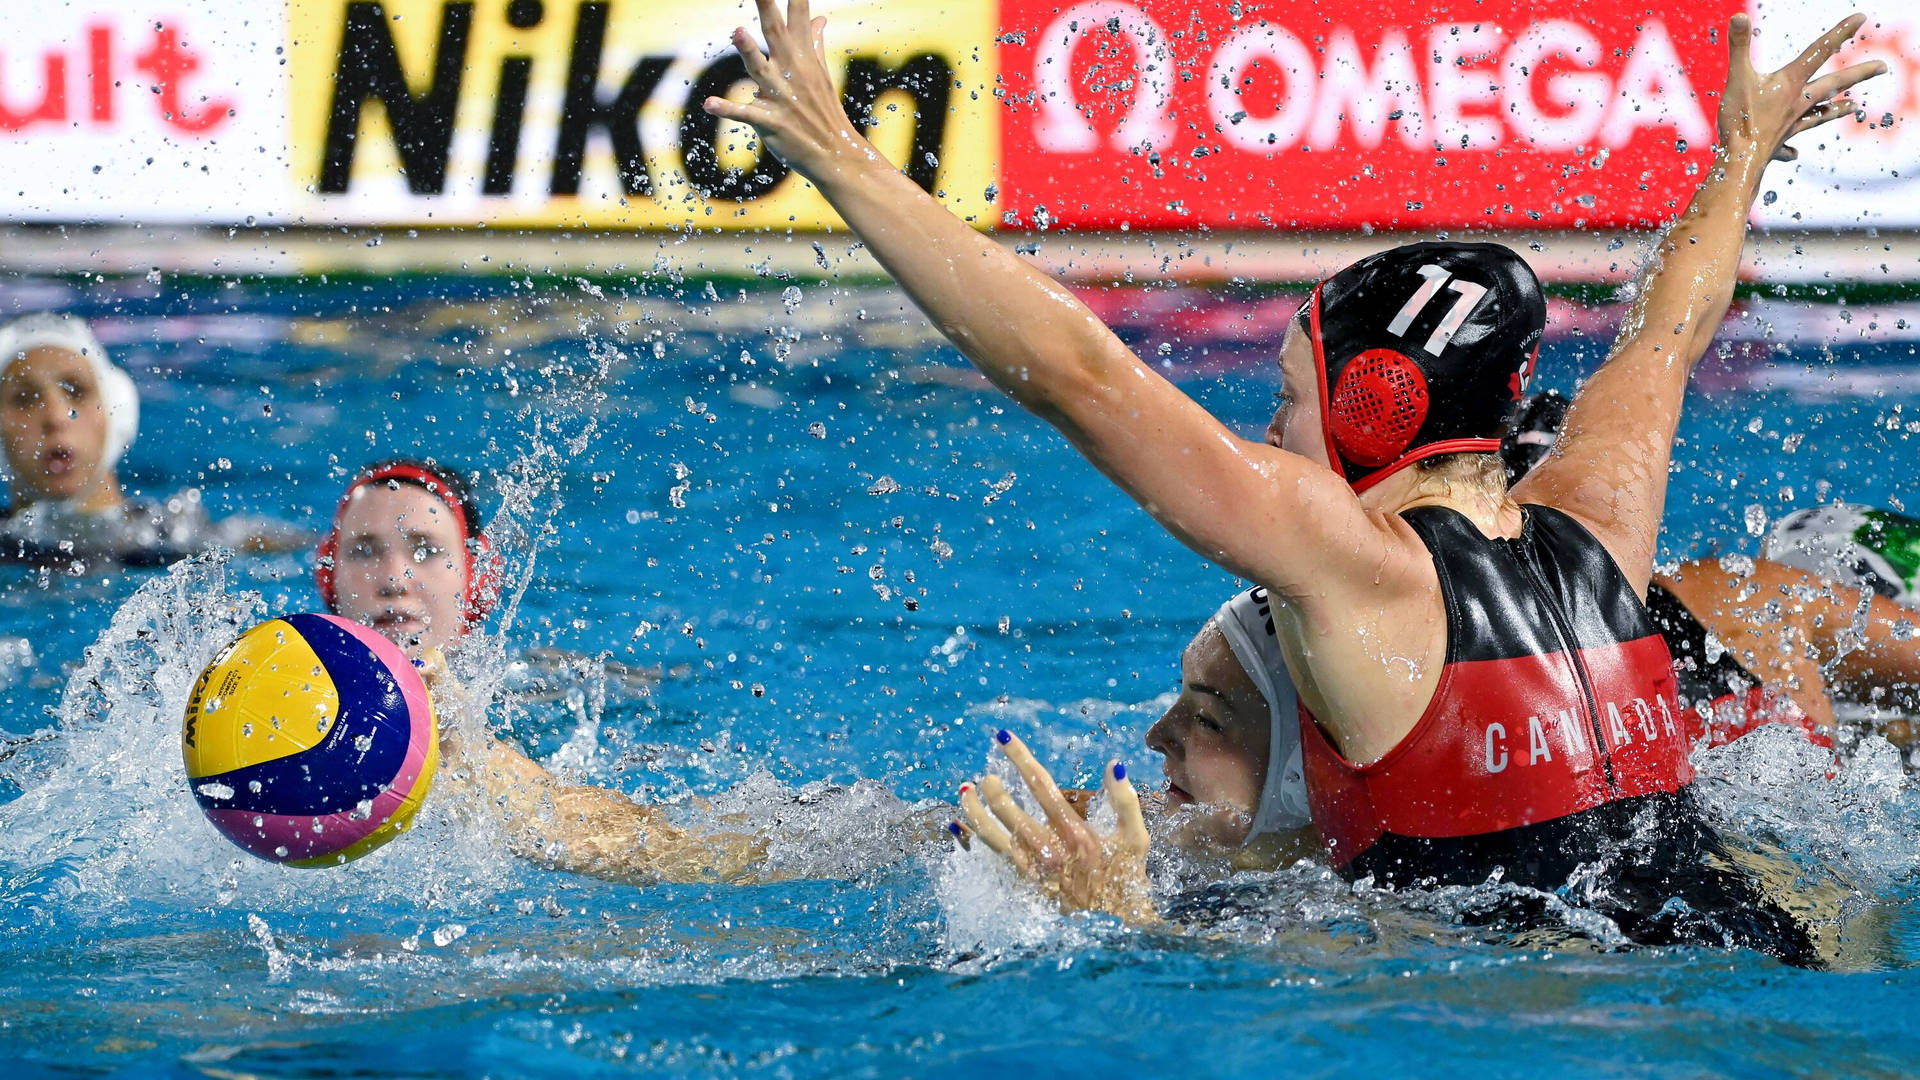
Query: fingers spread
[[1102, 760, 1152, 858], [994, 730, 1089, 841], [982, 774, 1057, 867], [789, 0, 814, 45], [960, 782, 1025, 872], [1726, 13, 1753, 72], [753, 0, 788, 51], [1806, 60, 1889, 105], [702, 96, 772, 126], [732, 26, 780, 86], [1789, 13, 1868, 77], [1793, 94, 1856, 125]]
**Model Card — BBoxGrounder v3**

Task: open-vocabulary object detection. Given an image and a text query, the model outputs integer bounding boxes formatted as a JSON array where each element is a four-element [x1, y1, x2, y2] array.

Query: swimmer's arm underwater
[[1513, 15, 1885, 592], [418, 650, 769, 885], [701, 0, 1377, 598], [442, 733, 771, 886]]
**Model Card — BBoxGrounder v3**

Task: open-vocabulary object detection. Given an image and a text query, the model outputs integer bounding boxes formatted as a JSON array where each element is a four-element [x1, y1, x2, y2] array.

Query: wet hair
[[1414, 451, 1509, 488]]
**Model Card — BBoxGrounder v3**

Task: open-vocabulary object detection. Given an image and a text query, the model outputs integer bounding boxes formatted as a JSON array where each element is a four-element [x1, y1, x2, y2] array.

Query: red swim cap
[[314, 460, 502, 630]]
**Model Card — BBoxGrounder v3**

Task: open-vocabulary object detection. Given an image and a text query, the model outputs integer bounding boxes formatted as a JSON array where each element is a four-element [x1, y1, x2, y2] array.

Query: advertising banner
[[285, 0, 998, 228], [992, 0, 1740, 230], [1, 0, 1917, 231], [1750, 1, 1920, 229], [0, 1, 288, 222]]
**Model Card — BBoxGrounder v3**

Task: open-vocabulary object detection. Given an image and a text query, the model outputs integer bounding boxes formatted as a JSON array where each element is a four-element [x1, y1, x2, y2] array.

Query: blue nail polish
[[411, 658, 426, 668], [947, 821, 963, 836], [995, 729, 1012, 745], [1113, 762, 1127, 781]]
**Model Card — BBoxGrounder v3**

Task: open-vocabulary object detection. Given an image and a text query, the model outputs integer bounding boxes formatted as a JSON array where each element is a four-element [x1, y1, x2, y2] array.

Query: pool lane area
[[1, 275, 1918, 1077]]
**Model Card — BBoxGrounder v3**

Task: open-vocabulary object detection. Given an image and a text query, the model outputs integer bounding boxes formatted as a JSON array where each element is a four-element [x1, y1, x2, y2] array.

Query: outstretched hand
[[1720, 13, 1886, 163], [703, 0, 875, 180], [957, 730, 1157, 926]]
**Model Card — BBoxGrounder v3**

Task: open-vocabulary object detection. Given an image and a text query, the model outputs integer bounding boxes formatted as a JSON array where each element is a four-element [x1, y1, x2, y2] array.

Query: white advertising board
[[0, 1, 1916, 230], [1, 1, 290, 222]]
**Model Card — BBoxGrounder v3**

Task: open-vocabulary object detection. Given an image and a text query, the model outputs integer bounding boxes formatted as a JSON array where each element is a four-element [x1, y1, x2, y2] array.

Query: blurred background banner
[[1751, 1, 1920, 228], [993, 0, 1739, 230], [286, 0, 998, 228], [0, 0, 288, 222], [0, 0, 1915, 231]]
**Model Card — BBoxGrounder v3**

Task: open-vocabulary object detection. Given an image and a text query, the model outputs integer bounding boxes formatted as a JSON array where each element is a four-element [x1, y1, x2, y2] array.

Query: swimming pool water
[[1, 274, 1919, 1077]]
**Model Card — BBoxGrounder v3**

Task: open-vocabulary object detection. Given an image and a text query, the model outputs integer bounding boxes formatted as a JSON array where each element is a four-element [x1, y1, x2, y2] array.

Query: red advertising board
[[993, 0, 1740, 230]]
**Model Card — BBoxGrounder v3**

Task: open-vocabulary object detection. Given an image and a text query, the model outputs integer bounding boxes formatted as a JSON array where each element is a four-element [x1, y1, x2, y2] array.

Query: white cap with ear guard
[[0, 313, 140, 474], [1213, 586, 1311, 838]]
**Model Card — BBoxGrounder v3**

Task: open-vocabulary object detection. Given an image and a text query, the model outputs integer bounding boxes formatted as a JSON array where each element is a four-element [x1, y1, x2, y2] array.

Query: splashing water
[[4, 279, 1920, 1074]]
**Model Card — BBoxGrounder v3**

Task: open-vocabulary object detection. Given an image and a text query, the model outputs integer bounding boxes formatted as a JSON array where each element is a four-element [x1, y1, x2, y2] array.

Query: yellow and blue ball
[[181, 613, 438, 867]]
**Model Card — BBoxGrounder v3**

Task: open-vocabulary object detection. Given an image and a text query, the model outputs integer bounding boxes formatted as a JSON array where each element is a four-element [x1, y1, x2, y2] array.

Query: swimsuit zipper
[[1514, 542, 1617, 794]]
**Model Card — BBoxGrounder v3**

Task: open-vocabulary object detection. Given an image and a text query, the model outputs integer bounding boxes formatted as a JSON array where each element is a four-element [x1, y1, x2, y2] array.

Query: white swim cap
[[1212, 586, 1311, 838], [1763, 503, 1920, 607], [0, 312, 140, 474]]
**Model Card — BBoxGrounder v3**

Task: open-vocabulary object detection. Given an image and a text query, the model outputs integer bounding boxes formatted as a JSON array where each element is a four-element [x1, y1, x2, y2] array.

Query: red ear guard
[[314, 461, 498, 631], [1305, 241, 1546, 492], [1329, 348, 1429, 468]]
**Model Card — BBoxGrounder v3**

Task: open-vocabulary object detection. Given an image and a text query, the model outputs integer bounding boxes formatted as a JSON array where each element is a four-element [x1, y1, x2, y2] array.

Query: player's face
[[1143, 623, 1271, 849], [0, 347, 111, 502], [1267, 321, 1328, 465], [332, 482, 470, 653]]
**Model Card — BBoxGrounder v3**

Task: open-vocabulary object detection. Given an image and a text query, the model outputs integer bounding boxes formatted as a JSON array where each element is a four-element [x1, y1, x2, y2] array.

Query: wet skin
[[330, 482, 469, 654], [1144, 623, 1271, 849], [0, 346, 118, 509]]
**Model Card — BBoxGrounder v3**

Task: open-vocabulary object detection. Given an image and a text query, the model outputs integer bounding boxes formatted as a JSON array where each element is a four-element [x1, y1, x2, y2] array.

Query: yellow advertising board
[[287, 0, 997, 228]]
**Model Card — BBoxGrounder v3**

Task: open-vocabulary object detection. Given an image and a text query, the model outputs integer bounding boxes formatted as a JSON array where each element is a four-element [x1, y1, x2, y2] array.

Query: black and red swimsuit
[[1300, 505, 1813, 959], [1645, 583, 1831, 752]]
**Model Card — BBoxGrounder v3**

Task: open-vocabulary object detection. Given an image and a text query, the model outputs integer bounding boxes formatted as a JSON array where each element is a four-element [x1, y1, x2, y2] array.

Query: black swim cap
[[1501, 390, 1571, 486], [1303, 242, 1546, 491]]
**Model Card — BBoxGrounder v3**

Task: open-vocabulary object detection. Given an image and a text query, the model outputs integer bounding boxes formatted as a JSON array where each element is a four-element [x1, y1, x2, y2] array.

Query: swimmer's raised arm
[[1514, 15, 1885, 591], [703, 0, 1374, 594]]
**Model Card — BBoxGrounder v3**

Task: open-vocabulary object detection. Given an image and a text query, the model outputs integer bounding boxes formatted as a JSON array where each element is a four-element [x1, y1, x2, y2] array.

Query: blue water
[[1, 275, 1919, 1077]]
